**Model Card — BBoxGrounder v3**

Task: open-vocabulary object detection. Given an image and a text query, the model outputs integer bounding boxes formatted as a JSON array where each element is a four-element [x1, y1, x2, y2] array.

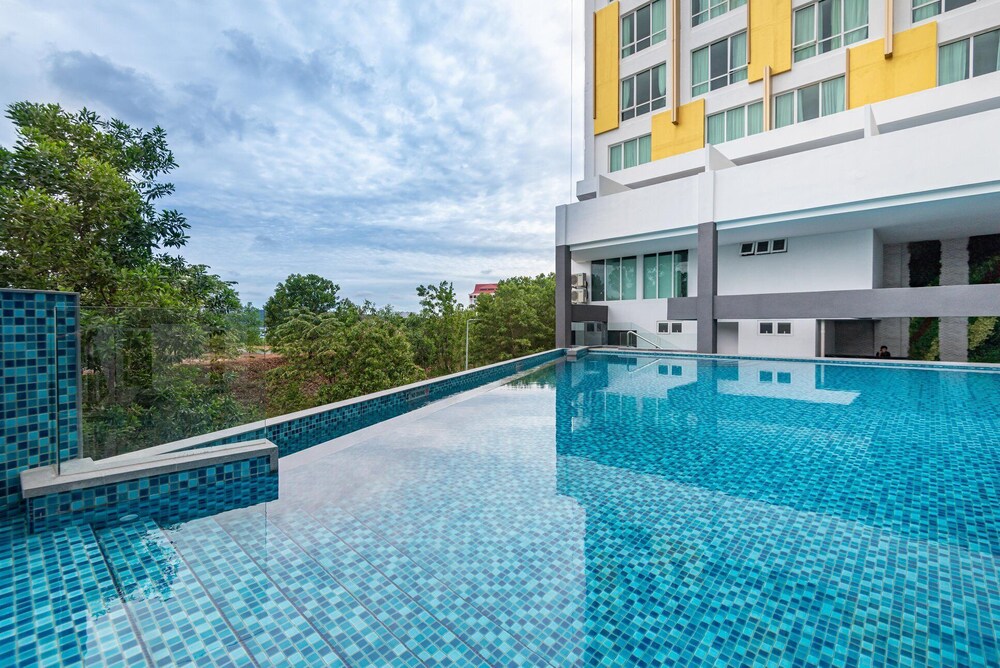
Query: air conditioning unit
[[571, 287, 589, 304], [571, 273, 588, 288]]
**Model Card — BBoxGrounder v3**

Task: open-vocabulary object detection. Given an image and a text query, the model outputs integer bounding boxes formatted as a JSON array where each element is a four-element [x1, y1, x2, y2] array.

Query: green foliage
[[0, 102, 188, 302], [968, 317, 1000, 363], [83, 365, 258, 460], [266, 304, 424, 415], [907, 240, 941, 288], [908, 317, 939, 361], [966, 234, 1000, 362], [968, 233, 1000, 285], [404, 281, 469, 375], [264, 273, 341, 334], [469, 274, 555, 365]]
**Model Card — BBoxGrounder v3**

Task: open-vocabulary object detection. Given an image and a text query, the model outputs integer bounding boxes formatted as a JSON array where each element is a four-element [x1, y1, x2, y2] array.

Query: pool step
[[94, 519, 255, 667], [298, 505, 551, 667], [0, 523, 147, 667], [162, 515, 346, 667], [214, 510, 424, 667]]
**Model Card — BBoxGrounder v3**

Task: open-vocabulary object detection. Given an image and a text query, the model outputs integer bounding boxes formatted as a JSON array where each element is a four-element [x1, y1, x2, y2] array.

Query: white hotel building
[[555, 0, 1000, 361]]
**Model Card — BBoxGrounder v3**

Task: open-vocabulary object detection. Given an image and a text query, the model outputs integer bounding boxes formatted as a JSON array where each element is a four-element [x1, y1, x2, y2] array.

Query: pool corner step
[[93, 518, 256, 666]]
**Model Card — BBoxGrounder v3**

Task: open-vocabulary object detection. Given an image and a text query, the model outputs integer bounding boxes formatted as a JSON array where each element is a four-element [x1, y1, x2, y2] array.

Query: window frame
[[691, 0, 747, 27], [643, 250, 690, 299], [706, 101, 765, 145], [912, 0, 976, 23], [741, 239, 787, 256], [773, 75, 845, 128], [758, 321, 774, 335], [793, 0, 869, 63], [621, 63, 668, 121], [591, 256, 639, 302], [609, 134, 653, 172], [691, 31, 748, 97], [622, 0, 668, 58], [776, 322, 793, 335], [657, 321, 686, 334], [937, 28, 1000, 85]]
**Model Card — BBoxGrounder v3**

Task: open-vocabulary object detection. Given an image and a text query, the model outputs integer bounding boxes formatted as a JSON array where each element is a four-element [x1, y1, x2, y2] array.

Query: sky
[[0, 1, 585, 311]]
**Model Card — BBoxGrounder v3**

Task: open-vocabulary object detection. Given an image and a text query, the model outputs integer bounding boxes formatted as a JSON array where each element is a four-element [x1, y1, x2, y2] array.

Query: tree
[[266, 304, 424, 415], [0, 102, 188, 303], [469, 274, 555, 365], [405, 281, 468, 375], [264, 273, 341, 333], [0, 102, 260, 458]]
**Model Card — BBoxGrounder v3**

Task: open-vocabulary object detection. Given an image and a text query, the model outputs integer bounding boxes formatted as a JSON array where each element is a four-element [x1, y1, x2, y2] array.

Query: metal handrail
[[626, 330, 665, 350]]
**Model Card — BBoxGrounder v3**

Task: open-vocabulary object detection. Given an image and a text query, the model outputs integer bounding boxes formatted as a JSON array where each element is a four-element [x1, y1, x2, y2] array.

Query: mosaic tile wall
[[1, 289, 80, 509], [186, 349, 566, 458], [26, 456, 277, 533]]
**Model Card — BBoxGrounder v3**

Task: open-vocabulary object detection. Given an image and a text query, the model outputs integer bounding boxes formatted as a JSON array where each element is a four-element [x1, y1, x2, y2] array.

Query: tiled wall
[[26, 456, 277, 533], [187, 349, 567, 459], [1, 289, 80, 508]]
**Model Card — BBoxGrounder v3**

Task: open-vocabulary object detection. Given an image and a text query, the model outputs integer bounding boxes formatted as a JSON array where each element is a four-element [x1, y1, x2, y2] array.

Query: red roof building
[[469, 283, 498, 305]]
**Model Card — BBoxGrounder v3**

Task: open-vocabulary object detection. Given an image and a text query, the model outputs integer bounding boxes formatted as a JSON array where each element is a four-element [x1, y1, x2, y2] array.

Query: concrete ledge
[[669, 285, 1000, 321], [20, 440, 278, 499], [714, 284, 1000, 319]]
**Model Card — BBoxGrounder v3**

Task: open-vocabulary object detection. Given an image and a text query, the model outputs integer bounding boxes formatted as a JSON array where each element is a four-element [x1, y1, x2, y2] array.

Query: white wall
[[737, 319, 818, 358], [718, 229, 876, 295], [718, 321, 739, 354]]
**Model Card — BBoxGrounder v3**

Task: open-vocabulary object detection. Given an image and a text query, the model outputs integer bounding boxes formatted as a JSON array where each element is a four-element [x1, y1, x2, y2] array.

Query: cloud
[[47, 51, 165, 125], [2, 0, 578, 309]]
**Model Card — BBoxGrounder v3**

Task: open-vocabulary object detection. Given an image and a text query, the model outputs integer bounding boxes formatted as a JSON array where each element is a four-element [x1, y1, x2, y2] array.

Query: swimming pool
[[3, 353, 999, 666]]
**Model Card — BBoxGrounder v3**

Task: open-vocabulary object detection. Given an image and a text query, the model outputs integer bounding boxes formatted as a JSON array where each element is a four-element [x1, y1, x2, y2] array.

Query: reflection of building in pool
[[553, 354, 998, 663], [555, 1, 1000, 362]]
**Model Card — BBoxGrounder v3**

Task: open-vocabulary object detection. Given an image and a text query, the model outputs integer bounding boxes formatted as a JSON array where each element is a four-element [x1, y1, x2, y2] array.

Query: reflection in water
[[529, 355, 1000, 665]]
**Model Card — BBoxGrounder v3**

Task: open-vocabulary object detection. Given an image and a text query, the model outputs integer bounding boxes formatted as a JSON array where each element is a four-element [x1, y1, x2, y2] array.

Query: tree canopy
[[0, 102, 190, 304], [264, 273, 342, 333]]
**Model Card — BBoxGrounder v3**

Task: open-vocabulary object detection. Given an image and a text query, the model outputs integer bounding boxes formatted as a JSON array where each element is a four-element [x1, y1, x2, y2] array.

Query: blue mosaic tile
[[1, 353, 998, 666], [1, 289, 79, 508], [27, 458, 277, 533]]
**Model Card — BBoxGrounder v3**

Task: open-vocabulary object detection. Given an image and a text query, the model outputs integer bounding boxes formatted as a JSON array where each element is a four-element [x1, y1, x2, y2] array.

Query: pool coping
[[20, 439, 279, 499], [586, 347, 1000, 373]]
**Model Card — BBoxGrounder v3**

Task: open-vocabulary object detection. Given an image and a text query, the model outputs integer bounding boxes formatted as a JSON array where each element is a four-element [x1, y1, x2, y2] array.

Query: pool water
[[2, 354, 999, 666]]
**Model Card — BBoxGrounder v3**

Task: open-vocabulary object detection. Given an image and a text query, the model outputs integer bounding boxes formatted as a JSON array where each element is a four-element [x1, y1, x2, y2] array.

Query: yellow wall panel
[[651, 99, 705, 160], [594, 2, 620, 135], [748, 0, 792, 83], [848, 22, 938, 108]]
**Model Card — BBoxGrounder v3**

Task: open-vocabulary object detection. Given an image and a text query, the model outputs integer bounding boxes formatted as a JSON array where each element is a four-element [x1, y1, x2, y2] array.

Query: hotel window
[[912, 0, 975, 22], [938, 29, 1000, 85], [657, 322, 685, 333], [621, 64, 668, 121], [759, 321, 793, 335], [622, 0, 667, 58], [793, 0, 868, 62], [741, 238, 787, 255], [692, 32, 747, 96], [591, 257, 638, 301], [773, 76, 845, 128], [610, 135, 653, 172], [706, 101, 764, 145], [692, 0, 746, 26], [642, 250, 689, 299]]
